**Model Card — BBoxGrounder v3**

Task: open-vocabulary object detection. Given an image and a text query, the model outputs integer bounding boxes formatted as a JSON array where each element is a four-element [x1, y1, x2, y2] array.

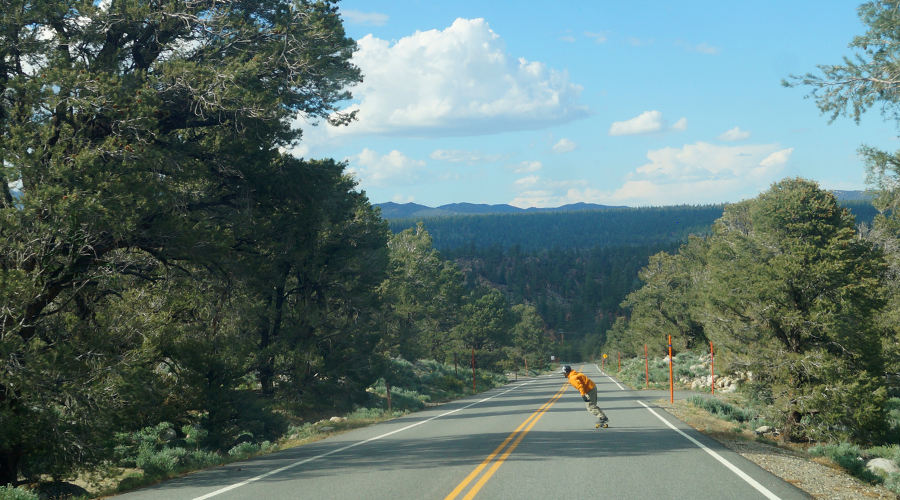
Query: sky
[[290, 1, 899, 209]]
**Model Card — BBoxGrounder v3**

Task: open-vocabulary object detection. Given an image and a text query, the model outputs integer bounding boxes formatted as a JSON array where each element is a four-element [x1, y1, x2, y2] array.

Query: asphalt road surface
[[113, 364, 811, 500]]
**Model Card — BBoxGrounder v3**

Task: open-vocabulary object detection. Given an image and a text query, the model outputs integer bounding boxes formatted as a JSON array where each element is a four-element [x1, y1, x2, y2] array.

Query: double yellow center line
[[443, 382, 569, 500]]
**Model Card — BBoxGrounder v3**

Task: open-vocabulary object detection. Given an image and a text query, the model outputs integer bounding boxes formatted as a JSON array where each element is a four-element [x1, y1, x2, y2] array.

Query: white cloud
[[608, 110, 687, 136], [718, 127, 751, 141], [515, 175, 542, 188], [584, 31, 607, 44], [344, 148, 427, 189], [330, 18, 590, 138], [510, 161, 543, 173], [430, 149, 507, 164], [509, 176, 591, 207], [510, 142, 794, 208], [676, 40, 722, 55], [391, 194, 416, 203], [552, 138, 577, 153], [560, 35, 575, 42], [695, 42, 721, 55], [342, 10, 389, 26], [606, 142, 792, 205]]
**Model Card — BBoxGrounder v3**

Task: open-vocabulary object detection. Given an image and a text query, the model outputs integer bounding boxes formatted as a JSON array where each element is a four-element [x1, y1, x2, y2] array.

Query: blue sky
[[291, 1, 897, 208]]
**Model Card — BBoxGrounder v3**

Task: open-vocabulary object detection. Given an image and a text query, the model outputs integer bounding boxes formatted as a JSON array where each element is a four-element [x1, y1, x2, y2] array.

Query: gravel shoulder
[[655, 400, 899, 500]]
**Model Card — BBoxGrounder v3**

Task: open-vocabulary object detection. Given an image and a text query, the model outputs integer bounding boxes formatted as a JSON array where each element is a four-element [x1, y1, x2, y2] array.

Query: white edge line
[[191, 380, 537, 500], [637, 400, 782, 500], [595, 364, 626, 391]]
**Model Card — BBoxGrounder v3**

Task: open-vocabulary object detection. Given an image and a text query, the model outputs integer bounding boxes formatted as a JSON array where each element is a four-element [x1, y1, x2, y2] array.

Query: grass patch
[[808, 443, 882, 484], [686, 394, 754, 423], [0, 486, 39, 500]]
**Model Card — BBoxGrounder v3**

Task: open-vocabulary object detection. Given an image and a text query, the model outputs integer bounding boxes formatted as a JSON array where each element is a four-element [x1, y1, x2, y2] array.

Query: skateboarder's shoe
[[595, 417, 609, 428]]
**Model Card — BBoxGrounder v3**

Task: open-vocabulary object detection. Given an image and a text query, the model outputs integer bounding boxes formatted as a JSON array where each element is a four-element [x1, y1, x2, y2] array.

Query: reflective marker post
[[710, 341, 715, 395]]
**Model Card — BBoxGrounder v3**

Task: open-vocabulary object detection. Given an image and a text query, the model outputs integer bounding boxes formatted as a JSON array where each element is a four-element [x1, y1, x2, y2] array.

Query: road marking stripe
[[460, 389, 565, 500], [638, 401, 782, 500], [189, 381, 537, 500], [444, 383, 568, 500]]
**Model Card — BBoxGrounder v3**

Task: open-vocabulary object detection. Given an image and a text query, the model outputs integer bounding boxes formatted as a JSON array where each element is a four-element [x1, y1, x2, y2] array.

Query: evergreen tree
[[0, 0, 361, 485], [378, 223, 465, 360], [703, 178, 888, 442]]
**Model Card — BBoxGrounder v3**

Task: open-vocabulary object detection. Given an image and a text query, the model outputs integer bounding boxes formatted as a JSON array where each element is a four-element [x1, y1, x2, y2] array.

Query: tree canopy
[[0, 0, 370, 486], [611, 179, 890, 442]]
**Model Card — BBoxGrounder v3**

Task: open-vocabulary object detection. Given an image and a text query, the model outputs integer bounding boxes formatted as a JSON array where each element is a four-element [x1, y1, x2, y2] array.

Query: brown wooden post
[[472, 347, 476, 392], [669, 335, 674, 403], [645, 344, 649, 389], [386, 381, 392, 413]]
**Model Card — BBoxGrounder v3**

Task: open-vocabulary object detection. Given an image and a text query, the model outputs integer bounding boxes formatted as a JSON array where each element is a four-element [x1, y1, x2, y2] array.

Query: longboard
[[595, 422, 609, 428]]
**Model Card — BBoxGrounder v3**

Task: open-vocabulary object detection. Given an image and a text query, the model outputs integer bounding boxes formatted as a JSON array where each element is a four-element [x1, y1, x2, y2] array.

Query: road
[[113, 364, 810, 500]]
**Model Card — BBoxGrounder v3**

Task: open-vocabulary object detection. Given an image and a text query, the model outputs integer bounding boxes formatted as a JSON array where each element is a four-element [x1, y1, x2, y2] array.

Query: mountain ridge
[[375, 190, 870, 220], [375, 201, 627, 219]]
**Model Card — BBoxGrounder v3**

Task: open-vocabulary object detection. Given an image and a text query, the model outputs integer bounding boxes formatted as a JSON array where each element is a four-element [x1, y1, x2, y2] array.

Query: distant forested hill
[[388, 205, 724, 252], [386, 198, 881, 252], [376, 201, 624, 219], [384, 195, 881, 359], [444, 242, 680, 345]]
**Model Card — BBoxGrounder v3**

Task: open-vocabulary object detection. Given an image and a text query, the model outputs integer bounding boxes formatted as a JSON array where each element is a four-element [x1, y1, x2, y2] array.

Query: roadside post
[[668, 335, 674, 403], [710, 341, 715, 395], [472, 348, 475, 392], [644, 344, 649, 389]]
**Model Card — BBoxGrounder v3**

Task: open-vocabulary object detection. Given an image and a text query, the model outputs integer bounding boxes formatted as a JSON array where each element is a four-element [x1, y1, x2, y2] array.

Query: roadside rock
[[866, 457, 900, 477], [159, 427, 177, 442]]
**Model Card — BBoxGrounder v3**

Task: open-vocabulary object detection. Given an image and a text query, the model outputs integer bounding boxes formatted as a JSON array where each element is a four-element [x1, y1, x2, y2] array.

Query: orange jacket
[[566, 370, 596, 395]]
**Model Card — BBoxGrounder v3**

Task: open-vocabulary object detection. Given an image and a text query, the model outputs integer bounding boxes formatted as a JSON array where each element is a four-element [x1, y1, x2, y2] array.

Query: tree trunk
[[259, 265, 290, 395], [0, 447, 22, 487]]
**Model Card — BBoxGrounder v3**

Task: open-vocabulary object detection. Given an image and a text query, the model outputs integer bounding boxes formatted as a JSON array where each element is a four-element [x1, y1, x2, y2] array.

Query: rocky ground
[[656, 399, 899, 500]]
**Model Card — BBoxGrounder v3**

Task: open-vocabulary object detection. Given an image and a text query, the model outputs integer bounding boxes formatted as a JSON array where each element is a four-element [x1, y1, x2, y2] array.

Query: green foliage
[[886, 398, 900, 442], [0, 0, 371, 486], [114, 422, 224, 479], [0, 486, 38, 500], [372, 358, 507, 408], [446, 242, 679, 353], [686, 395, 754, 423], [613, 351, 709, 390], [391, 205, 724, 251], [808, 443, 882, 484], [227, 442, 276, 461], [618, 179, 890, 444], [704, 179, 888, 442], [379, 223, 465, 361]]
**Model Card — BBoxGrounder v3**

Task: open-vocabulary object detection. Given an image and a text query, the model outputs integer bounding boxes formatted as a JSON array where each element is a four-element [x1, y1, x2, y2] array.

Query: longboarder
[[562, 365, 609, 428]]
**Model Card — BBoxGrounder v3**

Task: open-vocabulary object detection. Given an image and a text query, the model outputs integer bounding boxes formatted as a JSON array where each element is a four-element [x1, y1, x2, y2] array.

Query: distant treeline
[[388, 201, 880, 252], [444, 242, 680, 345]]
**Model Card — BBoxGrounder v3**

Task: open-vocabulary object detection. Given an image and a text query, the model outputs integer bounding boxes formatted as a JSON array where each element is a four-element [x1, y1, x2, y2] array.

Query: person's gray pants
[[586, 386, 607, 420]]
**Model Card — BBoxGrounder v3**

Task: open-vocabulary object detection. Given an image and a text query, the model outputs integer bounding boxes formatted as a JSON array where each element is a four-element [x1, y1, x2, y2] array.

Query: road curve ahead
[[112, 365, 810, 500]]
